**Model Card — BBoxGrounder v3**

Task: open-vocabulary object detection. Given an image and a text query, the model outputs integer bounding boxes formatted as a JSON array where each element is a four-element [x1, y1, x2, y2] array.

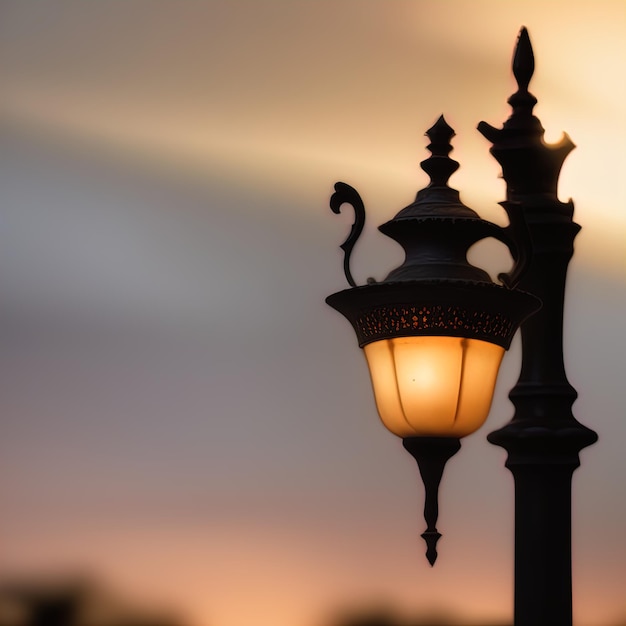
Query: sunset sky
[[0, 2, 624, 626]]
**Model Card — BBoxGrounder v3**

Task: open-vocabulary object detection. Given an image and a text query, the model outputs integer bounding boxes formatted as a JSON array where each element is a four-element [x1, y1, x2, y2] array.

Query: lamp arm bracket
[[330, 181, 367, 287], [492, 201, 531, 289]]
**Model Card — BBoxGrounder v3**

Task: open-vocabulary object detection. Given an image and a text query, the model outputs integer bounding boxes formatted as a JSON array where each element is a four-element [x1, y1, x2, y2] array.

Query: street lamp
[[326, 114, 540, 566], [325, 28, 597, 626]]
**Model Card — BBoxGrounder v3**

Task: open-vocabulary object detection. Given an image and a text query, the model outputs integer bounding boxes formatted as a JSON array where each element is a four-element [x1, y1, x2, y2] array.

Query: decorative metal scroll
[[330, 182, 365, 287]]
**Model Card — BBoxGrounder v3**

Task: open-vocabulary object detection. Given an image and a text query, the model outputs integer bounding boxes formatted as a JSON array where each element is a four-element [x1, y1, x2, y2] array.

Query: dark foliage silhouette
[[0, 578, 183, 626]]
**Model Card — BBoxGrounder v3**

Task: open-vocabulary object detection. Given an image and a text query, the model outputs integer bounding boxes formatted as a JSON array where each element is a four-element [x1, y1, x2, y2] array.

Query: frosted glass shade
[[363, 336, 505, 438]]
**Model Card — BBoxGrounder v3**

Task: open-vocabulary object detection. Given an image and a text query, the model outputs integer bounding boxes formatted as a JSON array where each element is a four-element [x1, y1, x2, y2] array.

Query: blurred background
[[0, 2, 624, 626]]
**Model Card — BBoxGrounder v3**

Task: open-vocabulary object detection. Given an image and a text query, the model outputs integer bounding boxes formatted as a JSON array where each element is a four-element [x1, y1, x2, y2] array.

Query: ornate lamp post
[[325, 28, 597, 626]]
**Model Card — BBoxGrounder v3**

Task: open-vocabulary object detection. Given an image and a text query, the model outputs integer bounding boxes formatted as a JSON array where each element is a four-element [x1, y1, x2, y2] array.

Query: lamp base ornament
[[402, 436, 461, 565]]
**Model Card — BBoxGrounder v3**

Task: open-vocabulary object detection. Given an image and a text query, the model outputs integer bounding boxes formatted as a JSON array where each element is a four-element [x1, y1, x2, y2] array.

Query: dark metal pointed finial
[[420, 115, 460, 188], [506, 27, 538, 124], [422, 530, 442, 566], [402, 437, 461, 566], [512, 27, 534, 93], [426, 114, 455, 157]]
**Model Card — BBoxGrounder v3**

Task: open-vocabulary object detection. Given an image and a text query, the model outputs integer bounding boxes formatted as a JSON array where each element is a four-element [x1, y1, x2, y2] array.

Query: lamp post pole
[[479, 28, 597, 626]]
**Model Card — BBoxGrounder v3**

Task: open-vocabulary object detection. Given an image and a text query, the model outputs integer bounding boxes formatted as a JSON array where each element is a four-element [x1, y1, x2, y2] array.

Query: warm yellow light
[[363, 336, 505, 437]]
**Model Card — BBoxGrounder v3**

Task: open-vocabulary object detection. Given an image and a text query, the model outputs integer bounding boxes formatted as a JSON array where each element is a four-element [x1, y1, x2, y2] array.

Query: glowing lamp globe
[[364, 335, 504, 438]]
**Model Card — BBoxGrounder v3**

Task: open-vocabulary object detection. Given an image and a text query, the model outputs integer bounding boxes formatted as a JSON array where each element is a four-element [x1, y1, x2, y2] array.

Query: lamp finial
[[420, 114, 459, 188], [512, 27, 535, 96]]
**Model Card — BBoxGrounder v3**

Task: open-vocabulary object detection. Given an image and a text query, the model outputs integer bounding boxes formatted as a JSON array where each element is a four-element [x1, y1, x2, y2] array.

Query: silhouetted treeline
[[0, 578, 183, 626], [331, 606, 626, 626], [3, 578, 626, 626], [330, 606, 511, 626]]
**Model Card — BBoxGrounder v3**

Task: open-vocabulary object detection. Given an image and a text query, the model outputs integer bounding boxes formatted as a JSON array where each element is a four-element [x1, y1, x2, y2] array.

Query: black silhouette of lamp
[[326, 113, 539, 565], [325, 28, 596, 626]]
